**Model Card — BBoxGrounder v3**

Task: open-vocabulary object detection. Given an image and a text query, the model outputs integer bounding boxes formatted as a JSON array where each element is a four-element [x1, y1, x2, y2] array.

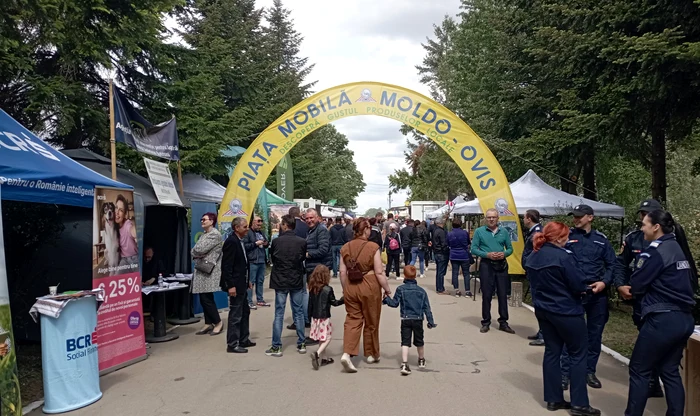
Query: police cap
[[568, 204, 594, 216], [637, 199, 662, 213]]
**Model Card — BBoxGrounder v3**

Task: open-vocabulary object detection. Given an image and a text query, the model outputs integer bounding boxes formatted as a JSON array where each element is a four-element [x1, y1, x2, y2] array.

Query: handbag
[[346, 242, 369, 283], [194, 250, 222, 274]]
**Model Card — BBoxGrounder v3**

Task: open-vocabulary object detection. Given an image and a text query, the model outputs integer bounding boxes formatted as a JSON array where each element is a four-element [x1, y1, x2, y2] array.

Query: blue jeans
[[561, 293, 609, 376], [247, 263, 266, 304], [332, 245, 343, 276], [450, 259, 471, 292], [434, 253, 448, 292], [272, 289, 306, 348], [302, 272, 309, 324], [410, 247, 425, 274]]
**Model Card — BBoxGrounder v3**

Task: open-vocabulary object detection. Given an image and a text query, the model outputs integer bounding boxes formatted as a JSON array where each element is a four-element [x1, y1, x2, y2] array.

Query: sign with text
[[143, 158, 183, 206], [92, 187, 146, 372]]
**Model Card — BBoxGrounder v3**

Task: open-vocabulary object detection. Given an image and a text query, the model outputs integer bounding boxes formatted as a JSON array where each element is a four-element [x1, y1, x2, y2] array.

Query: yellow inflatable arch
[[219, 82, 524, 273]]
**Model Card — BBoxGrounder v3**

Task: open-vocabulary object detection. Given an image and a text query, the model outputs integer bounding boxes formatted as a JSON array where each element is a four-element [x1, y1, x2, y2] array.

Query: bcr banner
[[92, 187, 147, 372], [0, 186, 22, 415]]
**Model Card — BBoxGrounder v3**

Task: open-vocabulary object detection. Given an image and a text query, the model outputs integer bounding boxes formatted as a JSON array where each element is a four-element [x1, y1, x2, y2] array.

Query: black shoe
[[570, 405, 601, 416], [648, 381, 664, 398], [480, 325, 490, 333], [241, 340, 256, 348], [287, 323, 297, 330], [305, 337, 319, 346], [529, 338, 545, 346], [226, 346, 248, 353], [586, 373, 602, 389], [561, 376, 570, 391], [498, 324, 515, 334], [527, 333, 540, 340], [546, 401, 571, 411]]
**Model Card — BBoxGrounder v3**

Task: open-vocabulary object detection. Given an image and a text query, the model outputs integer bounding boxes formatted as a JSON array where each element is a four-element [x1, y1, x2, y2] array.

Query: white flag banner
[[143, 158, 183, 206]]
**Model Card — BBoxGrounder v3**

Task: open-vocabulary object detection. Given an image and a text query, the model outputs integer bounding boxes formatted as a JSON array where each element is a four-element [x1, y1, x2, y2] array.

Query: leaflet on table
[[92, 187, 147, 372]]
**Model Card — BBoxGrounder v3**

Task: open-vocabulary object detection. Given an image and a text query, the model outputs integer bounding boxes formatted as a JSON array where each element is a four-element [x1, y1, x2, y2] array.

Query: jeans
[[450, 259, 470, 292], [625, 311, 694, 416], [302, 272, 309, 324], [331, 245, 343, 276], [561, 293, 609, 376], [480, 261, 509, 326], [226, 293, 250, 348], [199, 292, 221, 325], [434, 253, 448, 292], [272, 289, 306, 348], [247, 263, 266, 304], [537, 309, 589, 407], [410, 247, 425, 275]]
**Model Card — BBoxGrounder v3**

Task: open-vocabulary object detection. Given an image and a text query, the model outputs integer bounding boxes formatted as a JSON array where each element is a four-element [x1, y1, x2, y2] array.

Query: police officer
[[624, 210, 697, 416], [522, 209, 544, 346], [614, 199, 665, 398], [525, 221, 601, 416], [561, 205, 616, 390]]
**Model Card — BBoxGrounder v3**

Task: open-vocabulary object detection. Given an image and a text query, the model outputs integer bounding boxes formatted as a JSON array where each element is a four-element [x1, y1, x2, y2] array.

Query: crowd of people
[[189, 201, 697, 415]]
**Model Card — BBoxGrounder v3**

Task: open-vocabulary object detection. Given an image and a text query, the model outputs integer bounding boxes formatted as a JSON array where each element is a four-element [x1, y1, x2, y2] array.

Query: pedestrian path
[[30, 271, 668, 416]]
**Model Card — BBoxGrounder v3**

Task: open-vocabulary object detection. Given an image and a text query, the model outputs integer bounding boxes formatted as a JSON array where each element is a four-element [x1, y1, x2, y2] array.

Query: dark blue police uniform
[[614, 229, 650, 326], [561, 227, 616, 380], [625, 233, 696, 416], [522, 223, 543, 341], [525, 242, 590, 408]]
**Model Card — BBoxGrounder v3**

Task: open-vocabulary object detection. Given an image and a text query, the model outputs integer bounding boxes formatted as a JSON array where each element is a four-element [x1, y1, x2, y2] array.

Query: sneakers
[[389, 272, 396, 278], [400, 362, 412, 375], [418, 358, 426, 368], [396, 276, 404, 281], [265, 346, 283, 357], [297, 343, 307, 354], [341, 353, 357, 373], [366, 356, 380, 364], [420, 274, 425, 279], [248, 303, 257, 310], [454, 290, 462, 298], [256, 301, 270, 307], [465, 291, 473, 297]]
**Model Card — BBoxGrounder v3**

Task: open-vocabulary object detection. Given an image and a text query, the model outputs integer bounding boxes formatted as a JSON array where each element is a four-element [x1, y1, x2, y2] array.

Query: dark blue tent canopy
[[0, 109, 131, 207]]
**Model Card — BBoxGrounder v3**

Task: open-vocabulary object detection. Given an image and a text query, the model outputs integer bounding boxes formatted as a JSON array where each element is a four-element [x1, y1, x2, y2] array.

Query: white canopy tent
[[425, 195, 468, 220], [446, 169, 625, 218]]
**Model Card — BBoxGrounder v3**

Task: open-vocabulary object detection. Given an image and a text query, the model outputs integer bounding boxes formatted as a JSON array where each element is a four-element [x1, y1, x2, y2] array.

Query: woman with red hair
[[525, 222, 600, 416]]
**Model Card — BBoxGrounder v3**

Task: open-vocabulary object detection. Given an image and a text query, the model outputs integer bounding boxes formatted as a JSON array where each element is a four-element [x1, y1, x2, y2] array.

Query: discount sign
[[97, 276, 140, 303]]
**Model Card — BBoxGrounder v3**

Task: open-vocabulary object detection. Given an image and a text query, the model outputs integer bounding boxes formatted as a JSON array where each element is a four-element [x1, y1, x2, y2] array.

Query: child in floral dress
[[308, 265, 344, 370]]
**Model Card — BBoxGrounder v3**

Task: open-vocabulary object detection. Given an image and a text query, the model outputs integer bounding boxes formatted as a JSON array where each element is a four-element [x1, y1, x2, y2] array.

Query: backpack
[[388, 236, 399, 251], [346, 242, 369, 283]]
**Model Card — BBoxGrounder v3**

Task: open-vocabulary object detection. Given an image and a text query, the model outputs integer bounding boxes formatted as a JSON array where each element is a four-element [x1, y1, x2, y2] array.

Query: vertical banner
[[0, 187, 22, 415], [92, 187, 146, 372], [190, 202, 228, 313], [134, 193, 145, 273], [276, 153, 294, 200]]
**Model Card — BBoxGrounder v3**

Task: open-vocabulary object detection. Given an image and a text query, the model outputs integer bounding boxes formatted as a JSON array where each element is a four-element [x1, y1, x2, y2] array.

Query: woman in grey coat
[[191, 212, 224, 335]]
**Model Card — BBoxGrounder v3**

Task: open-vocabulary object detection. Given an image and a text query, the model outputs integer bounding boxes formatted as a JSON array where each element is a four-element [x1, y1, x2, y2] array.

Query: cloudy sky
[[257, 0, 462, 214]]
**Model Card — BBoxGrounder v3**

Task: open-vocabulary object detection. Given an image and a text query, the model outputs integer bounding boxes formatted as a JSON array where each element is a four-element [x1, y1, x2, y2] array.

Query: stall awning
[[0, 110, 131, 207]]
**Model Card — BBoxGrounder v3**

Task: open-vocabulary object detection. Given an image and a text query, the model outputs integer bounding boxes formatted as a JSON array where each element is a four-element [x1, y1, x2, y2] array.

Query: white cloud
[[257, 0, 461, 213]]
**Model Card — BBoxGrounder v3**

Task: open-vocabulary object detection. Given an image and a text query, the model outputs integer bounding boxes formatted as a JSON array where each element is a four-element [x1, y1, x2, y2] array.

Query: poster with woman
[[0, 186, 22, 415], [92, 187, 146, 372]]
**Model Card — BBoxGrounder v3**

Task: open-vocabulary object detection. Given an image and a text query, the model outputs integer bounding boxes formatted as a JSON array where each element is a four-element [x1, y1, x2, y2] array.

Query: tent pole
[[108, 79, 117, 180], [177, 161, 184, 198]]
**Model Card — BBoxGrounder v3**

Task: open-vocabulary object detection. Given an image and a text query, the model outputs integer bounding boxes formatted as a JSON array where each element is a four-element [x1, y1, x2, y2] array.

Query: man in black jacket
[[329, 216, 347, 278], [265, 215, 307, 357], [221, 217, 256, 353], [400, 219, 414, 267], [289, 206, 308, 239], [432, 218, 449, 294]]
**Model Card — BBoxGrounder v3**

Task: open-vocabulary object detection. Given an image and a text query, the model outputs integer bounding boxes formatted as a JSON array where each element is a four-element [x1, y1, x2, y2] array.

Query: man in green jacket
[[471, 208, 514, 334]]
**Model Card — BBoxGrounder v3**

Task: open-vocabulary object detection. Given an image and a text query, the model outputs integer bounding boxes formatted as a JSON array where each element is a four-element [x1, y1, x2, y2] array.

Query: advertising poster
[[92, 187, 146, 372], [142, 157, 183, 206], [268, 204, 297, 240], [0, 186, 22, 415]]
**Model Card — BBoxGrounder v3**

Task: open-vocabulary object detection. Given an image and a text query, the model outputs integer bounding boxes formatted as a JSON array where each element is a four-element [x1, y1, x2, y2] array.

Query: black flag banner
[[111, 85, 180, 161]]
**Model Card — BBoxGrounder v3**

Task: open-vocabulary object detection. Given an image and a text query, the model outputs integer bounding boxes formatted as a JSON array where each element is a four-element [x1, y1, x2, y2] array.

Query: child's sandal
[[321, 358, 334, 366]]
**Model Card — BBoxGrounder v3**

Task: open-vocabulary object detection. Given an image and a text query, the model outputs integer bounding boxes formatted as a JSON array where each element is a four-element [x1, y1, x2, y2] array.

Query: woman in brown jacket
[[339, 218, 392, 373]]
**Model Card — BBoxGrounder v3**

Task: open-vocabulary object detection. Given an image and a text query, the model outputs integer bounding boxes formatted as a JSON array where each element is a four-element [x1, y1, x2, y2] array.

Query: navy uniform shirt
[[630, 233, 696, 319], [613, 229, 649, 287], [521, 223, 543, 268], [525, 242, 588, 315], [566, 227, 617, 287]]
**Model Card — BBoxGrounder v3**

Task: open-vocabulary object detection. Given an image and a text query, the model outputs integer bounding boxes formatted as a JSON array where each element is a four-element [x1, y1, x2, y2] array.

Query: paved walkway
[[30, 269, 669, 416]]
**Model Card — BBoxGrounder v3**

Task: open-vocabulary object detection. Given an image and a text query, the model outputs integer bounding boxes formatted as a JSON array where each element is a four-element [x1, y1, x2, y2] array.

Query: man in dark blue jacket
[[522, 209, 544, 346], [289, 206, 308, 239], [329, 217, 347, 278], [561, 205, 617, 390]]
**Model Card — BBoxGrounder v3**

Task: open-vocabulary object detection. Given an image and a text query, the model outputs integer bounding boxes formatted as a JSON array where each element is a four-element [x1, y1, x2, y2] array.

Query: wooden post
[[509, 281, 523, 307], [177, 160, 184, 198], [108, 79, 117, 180]]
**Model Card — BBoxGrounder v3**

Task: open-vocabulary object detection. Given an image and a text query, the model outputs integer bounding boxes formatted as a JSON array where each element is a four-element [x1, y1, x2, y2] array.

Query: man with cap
[[560, 204, 617, 390], [614, 199, 665, 398]]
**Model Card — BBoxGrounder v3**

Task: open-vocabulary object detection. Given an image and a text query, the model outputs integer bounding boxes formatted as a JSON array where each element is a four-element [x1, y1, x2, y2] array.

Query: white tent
[[451, 169, 625, 218], [425, 195, 468, 219]]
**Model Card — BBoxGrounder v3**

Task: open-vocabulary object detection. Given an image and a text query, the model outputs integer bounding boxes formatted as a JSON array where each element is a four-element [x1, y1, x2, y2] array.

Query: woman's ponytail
[[532, 233, 546, 252]]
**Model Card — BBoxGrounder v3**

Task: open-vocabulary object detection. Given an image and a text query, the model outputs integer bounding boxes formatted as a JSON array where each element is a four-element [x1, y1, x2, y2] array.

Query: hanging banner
[[218, 81, 525, 273], [143, 158, 183, 206], [92, 187, 146, 372], [0, 186, 22, 415], [112, 85, 180, 161], [134, 193, 145, 272], [276, 153, 294, 200]]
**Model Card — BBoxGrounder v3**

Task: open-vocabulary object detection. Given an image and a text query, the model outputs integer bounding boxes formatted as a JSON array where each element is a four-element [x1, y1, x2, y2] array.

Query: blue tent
[[0, 110, 131, 207]]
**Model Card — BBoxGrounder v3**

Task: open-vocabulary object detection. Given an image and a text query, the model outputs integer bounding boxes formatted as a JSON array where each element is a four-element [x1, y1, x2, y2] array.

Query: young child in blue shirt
[[383, 265, 437, 375]]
